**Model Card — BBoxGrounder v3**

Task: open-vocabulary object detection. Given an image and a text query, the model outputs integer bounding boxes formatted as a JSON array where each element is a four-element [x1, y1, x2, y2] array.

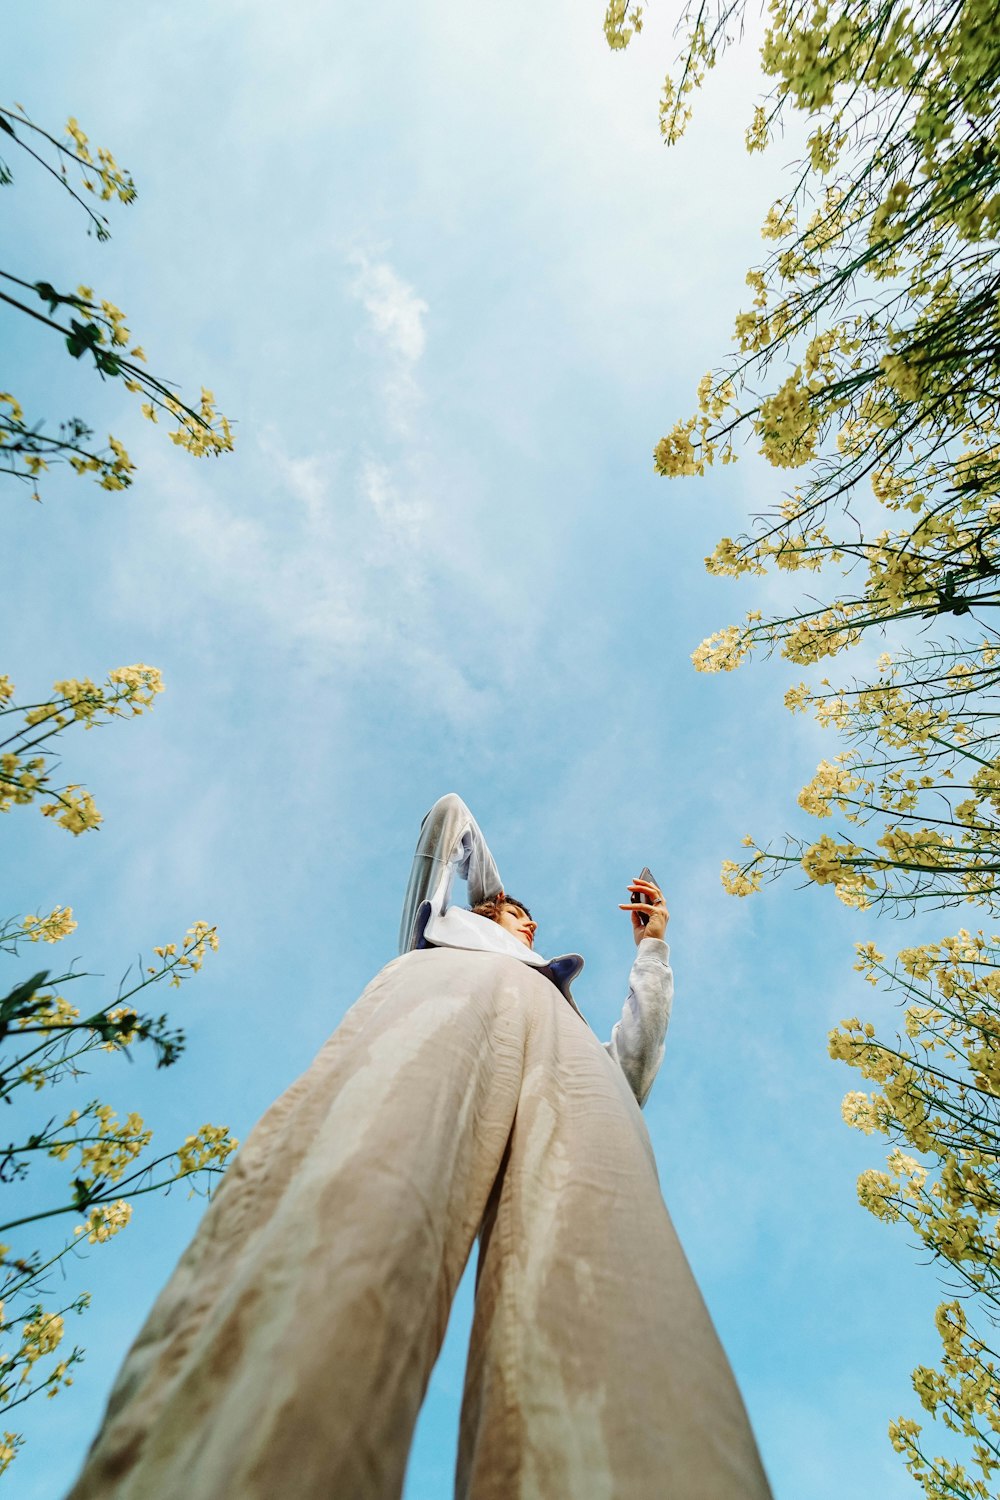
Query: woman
[[68, 794, 772, 1500]]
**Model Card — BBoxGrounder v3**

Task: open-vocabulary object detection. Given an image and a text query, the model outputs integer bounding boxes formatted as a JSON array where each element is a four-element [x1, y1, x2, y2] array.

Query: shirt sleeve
[[603, 937, 674, 1108], [398, 793, 504, 955]]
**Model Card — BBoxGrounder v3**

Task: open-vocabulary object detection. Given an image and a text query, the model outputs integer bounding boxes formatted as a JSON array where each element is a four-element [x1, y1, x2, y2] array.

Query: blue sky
[[4, 2, 948, 1496]]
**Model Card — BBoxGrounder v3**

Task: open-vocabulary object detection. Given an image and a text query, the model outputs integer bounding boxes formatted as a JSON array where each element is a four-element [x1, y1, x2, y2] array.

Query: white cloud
[[350, 255, 428, 365], [126, 416, 501, 730], [348, 253, 429, 435], [360, 457, 426, 548]]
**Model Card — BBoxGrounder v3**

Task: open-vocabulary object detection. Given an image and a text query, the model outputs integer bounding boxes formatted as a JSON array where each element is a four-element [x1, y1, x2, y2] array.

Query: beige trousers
[[68, 948, 772, 1500]]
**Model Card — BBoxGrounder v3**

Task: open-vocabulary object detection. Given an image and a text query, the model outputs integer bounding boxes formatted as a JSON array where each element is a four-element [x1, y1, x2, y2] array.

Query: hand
[[618, 877, 669, 946]]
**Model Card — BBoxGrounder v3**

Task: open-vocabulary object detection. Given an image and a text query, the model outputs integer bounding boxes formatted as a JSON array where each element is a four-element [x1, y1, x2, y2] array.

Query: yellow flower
[[755, 371, 820, 468], [0, 1431, 21, 1475], [745, 104, 769, 153], [40, 786, 103, 835], [176, 1122, 239, 1175], [720, 857, 763, 896], [653, 419, 700, 477], [21, 1311, 64, 1365], [691, 624, 752, 673], [22, 906, 77, 943], [841, 1089, 890, 1134], [74, 1200, 133, 1244], [857, 1167, 901, 1221]]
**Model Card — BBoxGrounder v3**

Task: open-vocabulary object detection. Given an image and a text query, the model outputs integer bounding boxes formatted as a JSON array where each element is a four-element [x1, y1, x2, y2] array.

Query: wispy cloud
[[349, 252, 429, 434], [359, 457, 426, 550], [124, 248, 501, 727], [350, 255, 428, 364]]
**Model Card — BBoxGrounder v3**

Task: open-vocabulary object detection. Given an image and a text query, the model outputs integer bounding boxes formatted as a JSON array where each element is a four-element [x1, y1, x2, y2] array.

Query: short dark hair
[[470, 893, 533, 922]]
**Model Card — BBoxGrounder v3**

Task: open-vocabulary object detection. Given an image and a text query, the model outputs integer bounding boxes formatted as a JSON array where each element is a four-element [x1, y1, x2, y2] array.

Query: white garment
[[398, 793, 673, 1106]]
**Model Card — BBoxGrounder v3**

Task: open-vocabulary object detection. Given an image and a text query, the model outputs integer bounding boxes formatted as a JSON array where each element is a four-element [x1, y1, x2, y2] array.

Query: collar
[[413, 901, 586, 1012]]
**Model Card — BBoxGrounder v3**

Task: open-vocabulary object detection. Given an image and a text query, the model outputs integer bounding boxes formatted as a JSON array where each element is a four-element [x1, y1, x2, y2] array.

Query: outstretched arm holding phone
[[607, 872, 673, 1107]]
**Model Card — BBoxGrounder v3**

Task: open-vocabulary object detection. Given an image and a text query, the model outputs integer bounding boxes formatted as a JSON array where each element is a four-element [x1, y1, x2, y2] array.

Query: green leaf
[[94, 349, 121, 378], [0, 972, 50, 1032], [65, 319, 100, 360]]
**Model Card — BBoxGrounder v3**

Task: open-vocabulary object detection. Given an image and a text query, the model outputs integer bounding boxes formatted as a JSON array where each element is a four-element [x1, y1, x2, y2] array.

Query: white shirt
[[398, 794, 673, 1107]]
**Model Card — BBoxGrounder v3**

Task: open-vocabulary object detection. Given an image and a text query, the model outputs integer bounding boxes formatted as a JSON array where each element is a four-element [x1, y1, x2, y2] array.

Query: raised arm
[[604, 938, 674, 1108], [604, 876, 674, 1107], [398, 793, 503, 955]]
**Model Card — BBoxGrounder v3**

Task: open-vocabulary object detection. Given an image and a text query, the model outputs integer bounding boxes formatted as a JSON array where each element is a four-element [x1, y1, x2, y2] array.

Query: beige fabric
[[68, 949, 772, 1500]]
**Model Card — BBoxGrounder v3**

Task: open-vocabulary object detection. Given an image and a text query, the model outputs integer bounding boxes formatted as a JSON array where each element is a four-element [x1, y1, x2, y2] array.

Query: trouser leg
[[67, 949, 533, 1500], [456, 969, 773, 1500]]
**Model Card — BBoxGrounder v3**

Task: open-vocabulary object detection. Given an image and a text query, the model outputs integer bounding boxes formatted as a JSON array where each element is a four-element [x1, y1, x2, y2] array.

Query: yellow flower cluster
[[745, 105, 769, 154], [690, 624, 752, 673], [654, 15, 717, 144], [0, 391, 24, 427], [855, 1165, 901, 1221], [17, 994, 80, 1030], [53, 1104, 153, 1188], [106, 663, 165, 711], [39, 785, 102, 836], [0, 1433, 20, 1478], [1, 664, 164, 833], [602, 0, 643, 50], [65, 117, 135, 204], [148, 920, 220, 988], [20, 906, 77, 944], [754, 371, 821, 468], [889, 1296, 1000, 1492], [761, 202, 796, 242], [3, 255, 233, 502], [0, 752, 46, 815], [807, 125, 843, 175], [19, 1312, 64, 1369], [653, 376, 737, 479], [696, 372, 736, 420], [653, 418, 701, 478], [65, 433, 137, 491], [879, 820, 955, 863], [841, 1088, 890, 1134], [176, 1123, 239, 1176], [9, 664, 162, 733], [97, 1007, 140, 1051], [800, 835, 874, 907], [780, 608, 862, 665], [853, 940, 886, 983], [810, 692, 852, 731], [704, 535, 766, 578], [720, 856, 764, 896], [74, 1200, 133, 1245], [832, 923, 1000, 1488], [163, 389, 235, 459], [797, 756, 866, 819]]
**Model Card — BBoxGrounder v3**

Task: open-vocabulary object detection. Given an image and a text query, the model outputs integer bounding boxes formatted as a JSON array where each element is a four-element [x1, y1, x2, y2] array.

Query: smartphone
[[631, 866, 658, 927]]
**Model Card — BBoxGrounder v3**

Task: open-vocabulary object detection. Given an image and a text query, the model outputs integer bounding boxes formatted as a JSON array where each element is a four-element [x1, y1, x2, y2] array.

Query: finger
[[628, 879, 663, 896]]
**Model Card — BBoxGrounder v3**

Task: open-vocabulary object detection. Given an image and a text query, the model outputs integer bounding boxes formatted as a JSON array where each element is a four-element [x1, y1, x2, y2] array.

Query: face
[[495, 902, 537, 950]]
